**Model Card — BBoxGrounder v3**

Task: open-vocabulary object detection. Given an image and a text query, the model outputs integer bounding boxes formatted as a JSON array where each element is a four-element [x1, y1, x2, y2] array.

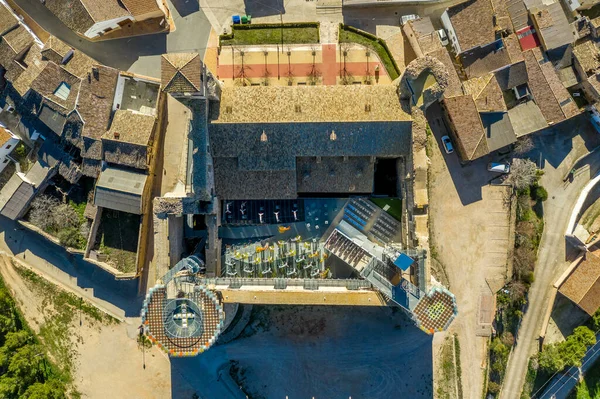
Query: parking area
[[426, 102, 512, 398]]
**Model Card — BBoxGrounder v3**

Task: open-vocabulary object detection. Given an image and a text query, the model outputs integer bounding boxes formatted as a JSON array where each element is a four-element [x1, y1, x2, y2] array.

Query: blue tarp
[[393, 253, 415, 271]]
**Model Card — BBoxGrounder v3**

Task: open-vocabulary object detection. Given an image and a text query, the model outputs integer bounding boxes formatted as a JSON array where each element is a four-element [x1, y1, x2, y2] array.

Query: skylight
[[53, 82, 71, 101]]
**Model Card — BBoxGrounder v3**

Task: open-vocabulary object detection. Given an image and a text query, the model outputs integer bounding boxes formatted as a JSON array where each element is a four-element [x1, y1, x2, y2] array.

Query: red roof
[[517, 26, 541, 51]]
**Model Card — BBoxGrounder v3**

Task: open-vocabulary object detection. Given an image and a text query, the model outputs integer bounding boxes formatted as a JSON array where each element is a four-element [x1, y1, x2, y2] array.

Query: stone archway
[[398, 56, 451, 110]]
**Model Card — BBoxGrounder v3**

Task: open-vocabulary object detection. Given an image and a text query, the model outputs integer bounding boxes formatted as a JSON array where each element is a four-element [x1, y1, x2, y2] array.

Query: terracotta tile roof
[[45, 0, 129, 34], [1, 25, 33, 56], [12, 44, 47, 96], [77, 65, 119, 140], [121, 0, 161, 17], [523, 50, 565, 124], [573, 39, 600, 77], [530, 3, 575, 51], [0, 127, 12, 147], [447, 0, 496, 52], [104, 109, 155, 146], [539, 61, 579, 119], [41, 36, 71, 64], [504, 33, 524, 63], [44, 0, 95, 34], [559, 252, 600, 315], [161, 53, 202, 93], [428, 48, 464, 97], [216, 85, 411, 123], [475, 75, 507, 112], [0, 4, 18, 36], [461, 43, 512, 79], [41, 37, 96, 79], [80, 0, 130, 22], [442, 95, 489, 160], [30, 62, 81, 111]]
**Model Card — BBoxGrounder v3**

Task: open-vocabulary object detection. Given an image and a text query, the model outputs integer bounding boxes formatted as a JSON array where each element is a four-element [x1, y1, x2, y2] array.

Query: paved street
[[11, 0, 212, 77], [500, 115, 600, 399]]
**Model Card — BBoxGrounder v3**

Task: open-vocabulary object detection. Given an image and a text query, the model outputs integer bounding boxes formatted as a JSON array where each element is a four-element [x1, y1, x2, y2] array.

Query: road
[[500, 116, 600, 399], [11, 0, 212, 77]]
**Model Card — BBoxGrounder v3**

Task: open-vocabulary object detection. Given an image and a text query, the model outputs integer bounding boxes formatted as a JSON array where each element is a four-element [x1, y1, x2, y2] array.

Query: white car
[[441, 135, 454, 154], [437, 29, 449, 46], [488, 162, 510, 174], [401, 14, 419, 26]]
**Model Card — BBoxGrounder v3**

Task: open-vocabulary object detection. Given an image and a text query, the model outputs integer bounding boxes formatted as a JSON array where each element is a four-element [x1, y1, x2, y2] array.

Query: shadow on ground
[[426, 101, 494, 205], [170, 305, 433, 399], [171, 0, 200, 17], [0, 216, 142, 317], [244, 0, 284, 17]]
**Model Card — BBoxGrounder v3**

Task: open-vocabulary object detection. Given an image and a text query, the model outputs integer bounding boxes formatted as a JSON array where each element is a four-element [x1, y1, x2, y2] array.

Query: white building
[[0, 127, 19, 174]]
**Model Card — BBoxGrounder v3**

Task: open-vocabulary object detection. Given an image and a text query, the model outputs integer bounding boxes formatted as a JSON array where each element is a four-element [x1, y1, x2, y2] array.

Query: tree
[[8, 345, 43, 391], [513, 136, 534, 155], [488, 381, 501, 394], [0, 376, 17, 398], [507, 159, 539, 190], [22, 380, 65, 399], [592, 309, 600, 330], [570, 326, 596, 347], [29, 195, 80, 237], [0, 331, 31, 371], [539, 343, 565, 373]]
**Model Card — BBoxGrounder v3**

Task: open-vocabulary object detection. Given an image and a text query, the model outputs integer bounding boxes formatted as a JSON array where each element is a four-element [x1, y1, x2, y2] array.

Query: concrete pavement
[[11, 0, 212, 78], [500, 117, 600, 399]]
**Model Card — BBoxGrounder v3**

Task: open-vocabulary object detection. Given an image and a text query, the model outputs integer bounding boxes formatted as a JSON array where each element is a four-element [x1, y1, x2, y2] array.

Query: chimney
[[113, 132, 120, 140]]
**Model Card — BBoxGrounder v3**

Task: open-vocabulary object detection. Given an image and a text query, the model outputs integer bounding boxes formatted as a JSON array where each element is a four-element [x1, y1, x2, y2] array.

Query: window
[[53, 82, 71, 100], [2, 159, 7, 164], [5, 144, 10, 150]]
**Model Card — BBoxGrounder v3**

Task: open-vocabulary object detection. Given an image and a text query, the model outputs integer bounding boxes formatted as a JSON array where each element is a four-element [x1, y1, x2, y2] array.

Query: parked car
[[487, 162, 510, 174], [401, 14, 420, 26], [441, 135, 454, 154], [437, 29, 449, 46]]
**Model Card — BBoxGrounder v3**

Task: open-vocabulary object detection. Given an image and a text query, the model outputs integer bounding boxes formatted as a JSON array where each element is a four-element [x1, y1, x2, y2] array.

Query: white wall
[[84, 16, 133, 38], [440, 11, 461, 54], [0, 136, 19, 174]]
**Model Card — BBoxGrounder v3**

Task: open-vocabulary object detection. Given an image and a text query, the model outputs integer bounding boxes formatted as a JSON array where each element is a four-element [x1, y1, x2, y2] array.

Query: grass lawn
[[96, 210, 140, 273], [338, 28, 400, 80], [370, 198, 402, 221], [570, 356, 600, 399], [221, 25, 319, 46]]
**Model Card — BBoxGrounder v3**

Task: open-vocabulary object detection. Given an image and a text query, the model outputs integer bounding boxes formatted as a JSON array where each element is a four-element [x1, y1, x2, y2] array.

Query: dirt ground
[[426, 103, 512, 398], [0, 256, 172, 398]]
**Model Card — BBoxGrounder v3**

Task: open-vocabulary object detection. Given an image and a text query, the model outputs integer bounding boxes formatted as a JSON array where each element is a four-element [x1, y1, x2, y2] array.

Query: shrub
[[488, 381, 501, 394], [532, 185, 548, 202], [501, 332, 515, 347]]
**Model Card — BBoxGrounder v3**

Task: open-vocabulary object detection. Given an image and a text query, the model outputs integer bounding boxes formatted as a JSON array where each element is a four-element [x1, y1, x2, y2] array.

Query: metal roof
[[94, 166, 147, 214]]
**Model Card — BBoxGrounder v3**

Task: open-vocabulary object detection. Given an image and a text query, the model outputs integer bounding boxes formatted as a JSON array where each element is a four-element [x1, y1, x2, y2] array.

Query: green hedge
[[338, 23, 401, 81], [220, 23, 320, 46]]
